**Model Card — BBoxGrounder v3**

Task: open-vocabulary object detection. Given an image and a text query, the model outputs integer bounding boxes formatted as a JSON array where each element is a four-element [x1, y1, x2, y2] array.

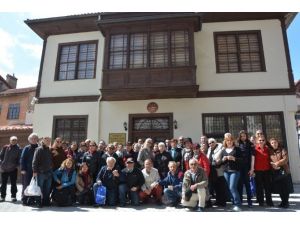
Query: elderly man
[[139, 159, 162, 205], [93, 157, 120, 206], [181, 158, 208, 212], [119, 158, 145, 207], [0, 136, 21, 202]]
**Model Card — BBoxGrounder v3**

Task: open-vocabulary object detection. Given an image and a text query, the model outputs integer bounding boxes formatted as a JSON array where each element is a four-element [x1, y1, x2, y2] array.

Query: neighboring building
[[0, 74, 36, 148], [26, 12, 300, 182]]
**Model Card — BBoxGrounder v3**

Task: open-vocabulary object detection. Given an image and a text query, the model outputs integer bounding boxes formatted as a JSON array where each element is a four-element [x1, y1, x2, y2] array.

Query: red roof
[[0, 86, 36, 96], [0, 125, 33, 131]]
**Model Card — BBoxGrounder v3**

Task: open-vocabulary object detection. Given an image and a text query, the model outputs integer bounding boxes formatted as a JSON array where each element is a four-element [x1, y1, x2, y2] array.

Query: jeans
[[37, 171, 52, 205], [163, 188, 181, 204], [224, 171, 241, 206], [21, 173, 32, 198], [238, 167, 252, 205], [1, 169, 18, 199], [93, 183, 118, 206], [119, 184, 139, 205]]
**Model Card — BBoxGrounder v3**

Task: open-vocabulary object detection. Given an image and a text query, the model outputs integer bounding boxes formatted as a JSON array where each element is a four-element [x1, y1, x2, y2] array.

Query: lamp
[[123, 122, 128, 131], [173, 120, 178, 129]]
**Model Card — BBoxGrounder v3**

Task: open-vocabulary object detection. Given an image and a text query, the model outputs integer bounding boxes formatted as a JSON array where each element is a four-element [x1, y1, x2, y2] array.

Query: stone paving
[[0, 184, 300, 212]]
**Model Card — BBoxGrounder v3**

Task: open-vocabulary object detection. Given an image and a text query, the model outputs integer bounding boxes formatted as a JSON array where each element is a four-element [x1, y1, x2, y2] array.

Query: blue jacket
[[159, 170, 183, 192], [20, 144, 38, 174], [53, 168, 76, 188]]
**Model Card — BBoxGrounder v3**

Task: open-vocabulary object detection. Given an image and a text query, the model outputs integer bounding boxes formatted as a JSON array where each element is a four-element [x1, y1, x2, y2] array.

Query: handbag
[[24, 177, 42, 197], [95, 185, 106, 205], [272, 168, 288, 182]]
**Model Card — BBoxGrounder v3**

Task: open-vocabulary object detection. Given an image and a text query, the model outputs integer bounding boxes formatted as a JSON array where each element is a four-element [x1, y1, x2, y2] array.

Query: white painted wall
[[33, 102, 99, 141], [196, 19, 290, 91], [40, 31, 104, 98], [99, 95, 300, 182]]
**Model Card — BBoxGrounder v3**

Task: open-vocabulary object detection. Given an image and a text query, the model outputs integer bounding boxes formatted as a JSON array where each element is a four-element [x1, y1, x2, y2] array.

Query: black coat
[[119, 167, 145, 189], [154, 151, 172, 179]]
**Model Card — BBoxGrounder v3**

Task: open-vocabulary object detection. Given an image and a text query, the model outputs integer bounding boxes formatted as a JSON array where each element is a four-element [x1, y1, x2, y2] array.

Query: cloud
[[0, 28, 15, 70], [16, 67, 39, 88], [19, 43, 42, 59]]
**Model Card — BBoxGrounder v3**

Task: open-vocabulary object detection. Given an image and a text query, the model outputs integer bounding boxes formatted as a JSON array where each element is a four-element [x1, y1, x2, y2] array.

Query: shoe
[[232, 206, 242, 212], [194, 206, 204, 212], [266, 202, 274, 207], [0, 197, 5, 202], [119, 203, 126, 207], [11, 197, 17, 202], [93, 204, 100, 208], [258, 203, 264, 207], [156, 201, 163, 206]]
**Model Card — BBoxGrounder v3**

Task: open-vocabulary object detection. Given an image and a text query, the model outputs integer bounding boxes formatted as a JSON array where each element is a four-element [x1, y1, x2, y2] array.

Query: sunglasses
[[208, 142, 215, 145]]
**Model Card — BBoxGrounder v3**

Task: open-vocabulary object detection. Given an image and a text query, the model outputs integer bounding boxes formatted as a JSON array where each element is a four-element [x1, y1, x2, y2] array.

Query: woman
[[254, 135, 274, 207], [237, 130, 255, 207], [76, 162, 93, 205], [220, 134, 242, 212], [269, 138, 292, 208], [137, 138, 153, 168], [20, 133, 39, 204], [154, 142, 172, 179], [193, 143, 210, 177], [52, 158, 77, 206], [83, 140, 102, 182], [51, 137, 67, 171]]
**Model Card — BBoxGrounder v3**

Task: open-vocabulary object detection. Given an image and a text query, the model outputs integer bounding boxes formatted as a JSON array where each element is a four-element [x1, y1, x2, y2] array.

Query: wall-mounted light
[[123, 122, 128, 131], [173, 120, 178, 129]]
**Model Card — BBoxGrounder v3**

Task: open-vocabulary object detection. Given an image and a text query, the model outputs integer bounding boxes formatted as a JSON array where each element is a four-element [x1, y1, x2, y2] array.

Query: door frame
[[128, 113, 173, 142]]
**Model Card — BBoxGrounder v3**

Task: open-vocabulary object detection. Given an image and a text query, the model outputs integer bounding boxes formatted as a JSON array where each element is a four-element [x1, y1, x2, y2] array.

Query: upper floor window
[[56, 41, 97, 80], [108, 30, 191, 69], [7, 103, 20, 120], [214, 31, 265, 73]]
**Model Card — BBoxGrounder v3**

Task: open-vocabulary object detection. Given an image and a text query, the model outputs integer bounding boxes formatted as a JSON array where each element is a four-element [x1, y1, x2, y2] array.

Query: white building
[[26, 12, 300, 182]]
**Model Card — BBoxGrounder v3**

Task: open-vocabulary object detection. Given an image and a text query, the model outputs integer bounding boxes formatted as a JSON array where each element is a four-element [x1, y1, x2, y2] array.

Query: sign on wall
[[109, 133, 126, 145]]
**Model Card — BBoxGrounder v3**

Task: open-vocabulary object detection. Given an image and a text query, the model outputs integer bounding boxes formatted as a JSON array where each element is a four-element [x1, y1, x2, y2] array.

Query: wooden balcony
[[100, 66, 199, 101]]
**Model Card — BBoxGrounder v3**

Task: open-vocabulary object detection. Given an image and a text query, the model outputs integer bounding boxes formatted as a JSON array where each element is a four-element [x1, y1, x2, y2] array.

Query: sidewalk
[[1, 184, 300, 212]]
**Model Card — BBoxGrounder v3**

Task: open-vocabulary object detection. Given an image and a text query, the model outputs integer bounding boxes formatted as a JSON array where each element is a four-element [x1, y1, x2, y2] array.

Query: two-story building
[[0, 74, 36, 148], [26, 12, 300, 182]]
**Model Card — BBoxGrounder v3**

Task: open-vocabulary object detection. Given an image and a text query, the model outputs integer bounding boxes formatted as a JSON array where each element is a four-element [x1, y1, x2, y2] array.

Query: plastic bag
[[95, 185, 106, 205], [24, 177, 42, 197], [250, 176, 256, 197]]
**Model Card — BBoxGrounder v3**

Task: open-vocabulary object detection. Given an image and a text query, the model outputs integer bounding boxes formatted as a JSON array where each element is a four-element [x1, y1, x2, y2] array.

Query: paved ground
[[0, 184, 300, 212]]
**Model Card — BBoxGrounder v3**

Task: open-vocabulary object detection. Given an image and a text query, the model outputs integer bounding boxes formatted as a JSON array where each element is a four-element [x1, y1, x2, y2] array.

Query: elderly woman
[[139, 159, 162, 205], [269, 138, 292, 208], [137, 138, 153, 168], [52, 158, 77, 206], [154, 142, 172, 179], [181, 158, 208, 212], [254, 135, 274, 207], [20, 133, 39, 204], [93, 157, 120, 206]]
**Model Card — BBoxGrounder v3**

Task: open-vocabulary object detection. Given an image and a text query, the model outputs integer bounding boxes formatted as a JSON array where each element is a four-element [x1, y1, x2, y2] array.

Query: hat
[[184, 137, 193, 144], [126, 158, 134, 163]]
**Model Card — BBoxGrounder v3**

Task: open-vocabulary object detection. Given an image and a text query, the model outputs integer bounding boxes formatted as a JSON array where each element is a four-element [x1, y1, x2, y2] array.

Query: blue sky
[[0, 12, 299, 88]]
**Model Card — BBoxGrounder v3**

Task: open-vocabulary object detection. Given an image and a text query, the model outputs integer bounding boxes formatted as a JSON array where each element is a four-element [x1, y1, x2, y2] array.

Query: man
[[168, 139, 182, 168], [123, 141, 138, 165], [0, 136, 21, 202], [139, 159, 162, 205], [51, 137, 66, 171], [181, 158, 208, 212], [177, 136, 184, 149], [32, 137, 53, 207], [154, 142, 172, 179], [165, 139, 171, 151], [159, 161, 183, 207], [119, 158, 145, 206]]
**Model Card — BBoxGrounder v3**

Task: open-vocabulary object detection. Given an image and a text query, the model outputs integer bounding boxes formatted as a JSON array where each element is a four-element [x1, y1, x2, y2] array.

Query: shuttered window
[[214, 31, 265, 73], [57, 41, 97, 80], [108, 30, 191, 69]]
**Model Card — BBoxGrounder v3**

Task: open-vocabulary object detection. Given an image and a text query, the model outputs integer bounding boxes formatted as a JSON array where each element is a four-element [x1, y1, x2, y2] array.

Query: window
[[214, 31, 265, 73], [203, 112, 285, 145], [7, 103, 20, 120], [57, 41, 97, 80], [108, 30, 191, 69], [0, 105, 2, 114], [53, 116, 87, 144]]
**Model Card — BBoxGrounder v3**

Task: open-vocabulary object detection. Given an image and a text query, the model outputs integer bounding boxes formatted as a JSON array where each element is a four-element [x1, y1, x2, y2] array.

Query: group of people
[[0, 129, 293, 211]]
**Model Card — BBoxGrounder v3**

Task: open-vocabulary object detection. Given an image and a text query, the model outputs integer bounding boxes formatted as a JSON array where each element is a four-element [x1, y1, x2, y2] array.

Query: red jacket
[[196, 153, 211, 177]]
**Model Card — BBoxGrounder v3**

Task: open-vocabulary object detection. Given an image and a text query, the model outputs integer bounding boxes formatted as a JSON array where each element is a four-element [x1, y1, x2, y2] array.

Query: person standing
[[0, 136, 21, 202], [154, 142, 172, 179], [20, 133, 39, 203], [32, 137, 53, 207], [137, 138, 153, 168]]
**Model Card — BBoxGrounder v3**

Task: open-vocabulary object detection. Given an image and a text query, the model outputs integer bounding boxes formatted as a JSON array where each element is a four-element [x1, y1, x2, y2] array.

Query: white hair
[[208, 138, 216, 144], [106, 156, 116, 164], [10, 136, 18, 141], [28, 133, 39, 142], [158, 142, 165, 148], [189, 158, 198, 164]]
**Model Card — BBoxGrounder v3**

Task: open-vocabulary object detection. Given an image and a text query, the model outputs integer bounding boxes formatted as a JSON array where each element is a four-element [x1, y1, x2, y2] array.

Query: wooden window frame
[[202, 112, 286, 147], [52, 115, 88, 143], [107, 29, 193, 70], [55, 40, 98, 81], [214, 30, 266, 73], [7, 103, 20, 120]]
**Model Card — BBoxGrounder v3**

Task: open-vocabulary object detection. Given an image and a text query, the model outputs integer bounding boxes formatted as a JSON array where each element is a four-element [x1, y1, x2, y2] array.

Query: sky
[[0, 1, 300, 88]]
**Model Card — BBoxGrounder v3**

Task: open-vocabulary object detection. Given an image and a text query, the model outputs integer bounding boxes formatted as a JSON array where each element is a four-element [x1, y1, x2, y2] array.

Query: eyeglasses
[[258, 140, 265, 142], [11, 139, 17, 141], [56, 141, 62, 143]]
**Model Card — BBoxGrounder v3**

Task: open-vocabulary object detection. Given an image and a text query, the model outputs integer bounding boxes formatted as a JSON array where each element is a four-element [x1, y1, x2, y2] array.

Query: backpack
[[95, 185, 106, 205]]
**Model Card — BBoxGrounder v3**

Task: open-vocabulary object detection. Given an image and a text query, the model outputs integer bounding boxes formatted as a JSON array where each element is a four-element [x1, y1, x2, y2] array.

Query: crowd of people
[[0, 129, 294, 211]]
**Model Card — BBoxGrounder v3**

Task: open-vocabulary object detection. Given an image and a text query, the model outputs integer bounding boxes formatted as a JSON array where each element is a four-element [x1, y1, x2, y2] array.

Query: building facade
[[26, 12, 300, 182], [0, 74, 36, 148]]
